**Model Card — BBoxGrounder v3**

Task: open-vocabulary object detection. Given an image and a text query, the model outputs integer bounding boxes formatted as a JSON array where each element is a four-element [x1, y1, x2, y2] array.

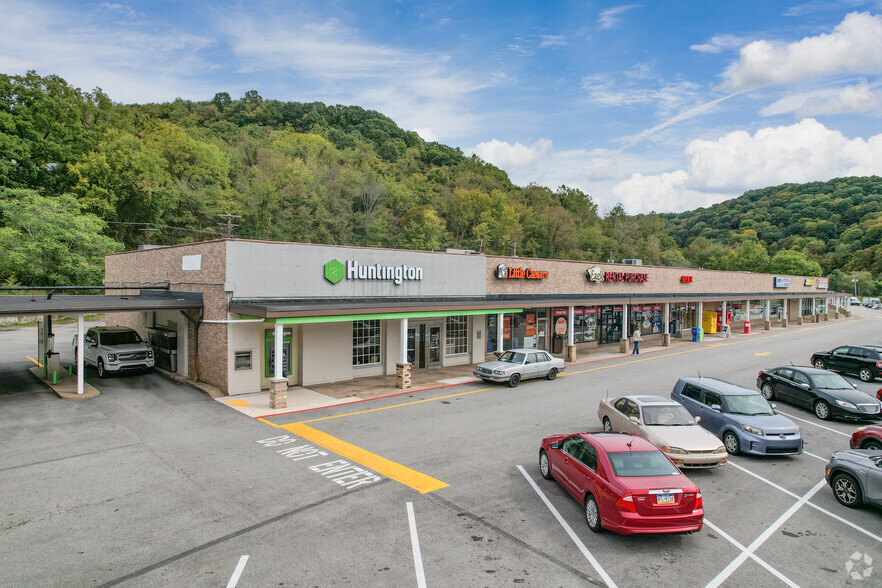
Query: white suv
[[73, 326, 154, 378]]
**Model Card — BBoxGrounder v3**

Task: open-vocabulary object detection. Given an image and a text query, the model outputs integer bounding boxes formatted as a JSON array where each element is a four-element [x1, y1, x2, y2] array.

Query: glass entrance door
[[599, 307, 622, 345], [407, 323, 442, 369]]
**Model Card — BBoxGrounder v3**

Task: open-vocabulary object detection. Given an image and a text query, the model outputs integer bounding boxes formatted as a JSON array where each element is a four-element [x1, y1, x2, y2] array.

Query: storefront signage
[[773, 277, 790, 288], [586, 265, 648, 283], [804, 278, 814, 286], [324, 259, 423, 286], [554, 317, 568, 335], [495, 264, 548, 280], [816, 278, 829, 289], [681, 276, 693, 283]]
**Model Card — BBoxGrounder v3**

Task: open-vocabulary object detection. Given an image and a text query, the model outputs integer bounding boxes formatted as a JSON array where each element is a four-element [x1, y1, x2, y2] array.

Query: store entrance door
[[598, 306, 623, 345], [407, 322, 442, 369]]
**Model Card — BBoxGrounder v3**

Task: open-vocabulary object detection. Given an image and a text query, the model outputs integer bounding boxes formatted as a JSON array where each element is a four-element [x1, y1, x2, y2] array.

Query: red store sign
[[604, 271, 648, 283], [495, 264, 549, 280], [681, 276, 693, 283]]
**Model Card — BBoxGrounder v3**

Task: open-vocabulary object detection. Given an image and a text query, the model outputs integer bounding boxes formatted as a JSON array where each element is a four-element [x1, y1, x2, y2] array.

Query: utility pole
[[217, 214, 241, 239], [512, 242, 518, 257], [852, 275, 859, 297], [139, 227, 159, 245]]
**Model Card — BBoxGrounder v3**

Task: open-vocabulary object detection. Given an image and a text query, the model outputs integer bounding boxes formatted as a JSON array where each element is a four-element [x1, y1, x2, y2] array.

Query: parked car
[[756, 366, 882, 421], [671, 377, 802, 456], [72, 326, 154, 378], [597, 395, 727, 468], [851, 425, 882, 450], [538, 431, 703, 535], [473, 348, 565, 387], [825, 450, 882, 509], [811, 345, 882, 382]]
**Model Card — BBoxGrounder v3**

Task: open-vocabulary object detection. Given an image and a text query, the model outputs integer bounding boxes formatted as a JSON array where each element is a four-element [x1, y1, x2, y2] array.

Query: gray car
[[825, 450, 882, 509], [473, 348, 565, 387]]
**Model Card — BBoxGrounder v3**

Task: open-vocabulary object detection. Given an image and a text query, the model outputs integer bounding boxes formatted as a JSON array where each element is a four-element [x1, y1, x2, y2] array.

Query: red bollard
[[744, 320, 750, 334]]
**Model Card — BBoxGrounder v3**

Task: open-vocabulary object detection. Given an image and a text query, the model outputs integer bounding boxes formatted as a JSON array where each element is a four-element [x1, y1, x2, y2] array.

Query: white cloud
[[582, 72, 703, 117], [597, 5, 639, 30], [690, 34, 750, 54], [721, 11, 882, 91], [470, 138, 552, 170], [612, 171, 732, 213], [413, 128, 438, 142], [761, 82, 882, 117], [538, 35, 567, 47]]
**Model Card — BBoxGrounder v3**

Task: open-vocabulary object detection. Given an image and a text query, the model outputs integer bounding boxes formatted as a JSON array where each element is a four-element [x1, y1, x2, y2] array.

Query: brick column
[[396, 362, 411, 389], [269, 377, 288, 409]]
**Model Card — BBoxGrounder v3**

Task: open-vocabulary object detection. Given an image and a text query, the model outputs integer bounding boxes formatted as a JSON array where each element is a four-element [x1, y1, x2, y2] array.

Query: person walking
[[631, 327, 643, 355]]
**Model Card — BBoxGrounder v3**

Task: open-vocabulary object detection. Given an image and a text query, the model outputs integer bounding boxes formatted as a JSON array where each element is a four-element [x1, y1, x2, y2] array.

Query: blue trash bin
[[691, 327, 699, 342]]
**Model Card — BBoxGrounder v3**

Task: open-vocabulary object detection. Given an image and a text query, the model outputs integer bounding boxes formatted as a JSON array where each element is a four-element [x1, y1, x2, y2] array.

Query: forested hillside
[[659, 177, 882, 294], [1, 71, 880, 294]]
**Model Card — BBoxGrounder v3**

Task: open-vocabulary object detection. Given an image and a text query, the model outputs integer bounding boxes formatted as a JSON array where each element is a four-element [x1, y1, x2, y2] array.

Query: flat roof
[[0, 291, 202, 316]]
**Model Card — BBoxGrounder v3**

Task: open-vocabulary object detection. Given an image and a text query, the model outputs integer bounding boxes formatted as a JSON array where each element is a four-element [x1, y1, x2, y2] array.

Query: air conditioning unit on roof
[[621, 259, 642, 265]]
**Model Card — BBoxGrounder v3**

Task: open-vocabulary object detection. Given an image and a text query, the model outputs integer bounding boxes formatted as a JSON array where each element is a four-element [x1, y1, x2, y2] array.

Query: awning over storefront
[[257, 308, 523, 325]]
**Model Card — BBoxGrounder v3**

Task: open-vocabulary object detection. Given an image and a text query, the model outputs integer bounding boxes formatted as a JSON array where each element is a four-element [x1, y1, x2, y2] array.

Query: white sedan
[[597, 394, 727, 468], [473, 348, 565, 387]]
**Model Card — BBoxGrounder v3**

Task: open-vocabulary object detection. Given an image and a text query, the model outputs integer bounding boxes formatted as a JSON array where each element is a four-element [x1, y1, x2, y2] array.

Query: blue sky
[[3, 1, 882, 214]]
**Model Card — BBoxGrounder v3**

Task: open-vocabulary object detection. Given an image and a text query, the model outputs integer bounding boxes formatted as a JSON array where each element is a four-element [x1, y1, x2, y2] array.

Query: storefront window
[[630, 305, 662, 335], [552, 307, 597, 344], [486, 309, 546, 352], [353, 320, 381, 366], [445, 316, 469, 355], [750, 301, 764, 319]]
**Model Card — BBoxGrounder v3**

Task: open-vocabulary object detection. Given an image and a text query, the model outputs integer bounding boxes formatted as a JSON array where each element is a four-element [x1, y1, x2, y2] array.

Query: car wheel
[[723, 431, 740, 455], [813, 358, 826, 370], [814, 400, 831, 420], [602, 417, 612, 432], [861, 438, 882, 450], [97, 359, 106, 379], [508, 374, 520, 388], [832, 473, 863, 508], [539, 450, 553, 480], [546, 368, 558, 381], [760, 383, 775, 401], [859, 367, 874, 382], [584, 495, 602, 533]]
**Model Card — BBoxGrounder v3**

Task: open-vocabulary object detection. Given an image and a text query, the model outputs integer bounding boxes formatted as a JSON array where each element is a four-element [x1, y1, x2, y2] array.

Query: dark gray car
[[826, 450, 882, 509]]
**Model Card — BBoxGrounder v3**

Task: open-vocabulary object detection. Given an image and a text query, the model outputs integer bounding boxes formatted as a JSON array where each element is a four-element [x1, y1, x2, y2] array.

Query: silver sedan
[[473, 348, 565, 387]]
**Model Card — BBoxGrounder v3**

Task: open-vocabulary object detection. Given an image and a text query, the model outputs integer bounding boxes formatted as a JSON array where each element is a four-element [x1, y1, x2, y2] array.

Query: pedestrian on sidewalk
[[631, 327, 643, 355]]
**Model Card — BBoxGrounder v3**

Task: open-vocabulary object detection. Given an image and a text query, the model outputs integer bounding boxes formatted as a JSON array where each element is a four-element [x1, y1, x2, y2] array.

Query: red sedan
[[539, 432, 703, 535], [850, 424, 882, 450]]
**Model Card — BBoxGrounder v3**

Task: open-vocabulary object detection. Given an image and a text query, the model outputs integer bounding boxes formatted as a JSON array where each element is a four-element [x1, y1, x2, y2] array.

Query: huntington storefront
[[103, 240, 846, 396]]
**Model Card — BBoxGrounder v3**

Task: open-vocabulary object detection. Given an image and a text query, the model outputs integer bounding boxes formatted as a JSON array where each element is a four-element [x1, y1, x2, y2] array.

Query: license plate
[[657, 493, 675, 504]]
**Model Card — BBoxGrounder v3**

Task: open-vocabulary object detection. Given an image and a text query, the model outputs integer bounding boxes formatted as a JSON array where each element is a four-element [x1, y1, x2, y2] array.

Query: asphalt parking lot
[[2, 310, 882, 587]]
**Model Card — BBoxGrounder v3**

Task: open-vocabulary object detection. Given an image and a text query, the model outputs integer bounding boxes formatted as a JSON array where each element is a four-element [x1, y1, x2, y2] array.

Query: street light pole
[[852, 275, 858, 297]]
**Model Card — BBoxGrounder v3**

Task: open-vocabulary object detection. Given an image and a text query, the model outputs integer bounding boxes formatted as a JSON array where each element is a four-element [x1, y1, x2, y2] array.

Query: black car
[[811, 345, 882, 382], [757, 366, 882, 421]]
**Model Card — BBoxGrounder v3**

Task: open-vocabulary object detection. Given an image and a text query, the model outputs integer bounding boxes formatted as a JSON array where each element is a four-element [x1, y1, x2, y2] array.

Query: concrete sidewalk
[[211, 331, 722, 418]]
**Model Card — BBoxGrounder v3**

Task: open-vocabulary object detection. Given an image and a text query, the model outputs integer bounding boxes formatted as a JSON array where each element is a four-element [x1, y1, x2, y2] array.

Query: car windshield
[[726, 394, 774, 416], [497, 352, 525, 364], [101, 331, 142, 345], [643, 405, 696, 426], [607, 450, 680, 477], [811, 373, 853, 389]]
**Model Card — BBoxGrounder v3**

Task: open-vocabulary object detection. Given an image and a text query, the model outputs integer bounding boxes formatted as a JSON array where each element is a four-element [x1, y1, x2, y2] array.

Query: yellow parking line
[[259, 420, 449, 494], [26, 356, 43, 367]]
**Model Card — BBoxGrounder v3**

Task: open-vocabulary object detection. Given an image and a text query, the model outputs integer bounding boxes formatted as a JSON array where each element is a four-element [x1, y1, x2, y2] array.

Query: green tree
[[769, 249, 823, 276], [0, 189, 121, 285], [395, 206, 444, 250]]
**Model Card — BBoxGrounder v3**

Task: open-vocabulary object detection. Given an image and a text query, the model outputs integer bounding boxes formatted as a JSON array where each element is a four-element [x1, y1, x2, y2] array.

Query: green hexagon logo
[[324, 259, 345, 284]]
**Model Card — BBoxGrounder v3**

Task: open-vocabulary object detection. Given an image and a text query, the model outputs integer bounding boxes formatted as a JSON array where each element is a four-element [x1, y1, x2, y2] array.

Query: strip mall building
[[104, 239, 847, 396]]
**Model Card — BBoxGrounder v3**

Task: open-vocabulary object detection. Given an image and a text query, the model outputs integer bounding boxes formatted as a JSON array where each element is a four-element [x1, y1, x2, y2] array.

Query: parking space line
[[774, 410, 850, 436], [729, 460, 882, 544], [407, 503, 428, 588], [803, 450, 828, 462], [269, 421, 449, 494], [706, 479, 826, 588], [226, 555, 249, 588], [702, 519, 798, 588], [516, 465, 617, 588]]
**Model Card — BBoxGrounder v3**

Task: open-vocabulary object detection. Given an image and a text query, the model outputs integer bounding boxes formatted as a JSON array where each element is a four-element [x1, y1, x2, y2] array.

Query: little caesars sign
[[324, 259, 424, 286]]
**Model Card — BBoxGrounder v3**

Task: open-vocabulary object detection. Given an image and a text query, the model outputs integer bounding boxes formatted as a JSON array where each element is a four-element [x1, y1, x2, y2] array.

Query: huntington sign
[[324, 259, 424, 286]]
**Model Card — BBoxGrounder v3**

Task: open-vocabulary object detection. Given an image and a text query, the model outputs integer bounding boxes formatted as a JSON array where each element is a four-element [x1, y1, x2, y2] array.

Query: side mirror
[[629, 416, 640, 424], [710, 404, 722, 412], [550, 442, 559, 449], [800, 383, 811, 389], [695, 416, 701, 423]]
